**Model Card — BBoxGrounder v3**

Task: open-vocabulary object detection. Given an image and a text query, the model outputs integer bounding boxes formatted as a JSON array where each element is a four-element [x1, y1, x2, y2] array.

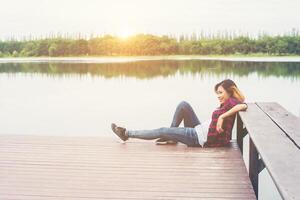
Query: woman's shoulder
[[221, 97, 244, 108], [227, 97, 243, 103]]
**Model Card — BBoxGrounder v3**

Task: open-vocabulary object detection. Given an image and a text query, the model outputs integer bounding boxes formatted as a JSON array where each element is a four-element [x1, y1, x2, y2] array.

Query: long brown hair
[[214, 79, 245, 102]]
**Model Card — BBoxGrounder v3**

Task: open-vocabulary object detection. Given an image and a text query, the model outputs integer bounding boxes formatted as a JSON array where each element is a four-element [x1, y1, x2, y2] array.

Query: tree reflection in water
[[0, 60, 299, 80]]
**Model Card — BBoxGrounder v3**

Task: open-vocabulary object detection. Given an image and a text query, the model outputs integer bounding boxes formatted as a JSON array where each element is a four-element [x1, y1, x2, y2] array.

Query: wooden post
[[249, 137, 259, 198], [237, 113, 243, 154]]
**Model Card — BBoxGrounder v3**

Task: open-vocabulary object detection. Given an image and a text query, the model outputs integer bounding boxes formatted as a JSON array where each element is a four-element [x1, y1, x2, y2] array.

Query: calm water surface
[[1, 59, 299, 200], [1, 60, 299, 137]]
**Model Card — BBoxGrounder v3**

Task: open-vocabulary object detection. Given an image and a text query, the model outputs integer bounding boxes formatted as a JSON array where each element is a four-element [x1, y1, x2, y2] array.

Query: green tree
[[48, 43, 58, 57]]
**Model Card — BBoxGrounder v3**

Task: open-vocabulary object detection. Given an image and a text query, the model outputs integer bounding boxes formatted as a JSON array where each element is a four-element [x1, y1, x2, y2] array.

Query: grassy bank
[[1, 55, 300, 64]]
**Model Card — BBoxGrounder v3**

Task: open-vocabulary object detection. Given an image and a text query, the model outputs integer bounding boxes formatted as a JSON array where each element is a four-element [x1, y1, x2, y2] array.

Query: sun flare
[[118, 28, 135, 39]]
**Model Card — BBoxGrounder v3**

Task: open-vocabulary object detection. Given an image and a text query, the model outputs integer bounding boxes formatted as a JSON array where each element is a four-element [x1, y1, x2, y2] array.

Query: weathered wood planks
[[256, 102, 300, 148], [0, 135, 256, 200], [239, 103, 300, 200]]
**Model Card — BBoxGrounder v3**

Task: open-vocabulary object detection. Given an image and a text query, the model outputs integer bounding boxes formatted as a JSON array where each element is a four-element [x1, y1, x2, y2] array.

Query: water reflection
[[0, 60, 299, 137], [1, 60, 300, 80]]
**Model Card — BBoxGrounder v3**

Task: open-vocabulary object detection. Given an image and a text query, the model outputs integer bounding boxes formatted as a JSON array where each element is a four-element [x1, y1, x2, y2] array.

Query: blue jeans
[[127, 101, 202, 147]]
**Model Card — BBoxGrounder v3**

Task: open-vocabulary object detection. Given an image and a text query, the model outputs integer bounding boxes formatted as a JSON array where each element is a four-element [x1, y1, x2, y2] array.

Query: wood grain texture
[[0, 135, 256, 200], [256, 102, 300, 148], [239, 103, 300, 200]]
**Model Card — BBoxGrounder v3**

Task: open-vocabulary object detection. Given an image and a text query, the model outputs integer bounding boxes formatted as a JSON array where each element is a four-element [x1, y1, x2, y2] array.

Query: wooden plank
[[0, 135, 256, 200], [249, 137, 259, 197], [239, 103, 300, 200], [237, 114, 244, 153], [0, 195, 254, 200], [256, 102, 300, 148]]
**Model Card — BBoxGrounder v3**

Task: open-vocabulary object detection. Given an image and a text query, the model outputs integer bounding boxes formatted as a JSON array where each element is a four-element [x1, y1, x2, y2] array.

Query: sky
[[1, 0, 299, 39]]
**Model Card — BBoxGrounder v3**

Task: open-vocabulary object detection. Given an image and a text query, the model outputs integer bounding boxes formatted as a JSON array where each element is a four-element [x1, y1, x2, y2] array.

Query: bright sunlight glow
[[118, 27, 136, 39]]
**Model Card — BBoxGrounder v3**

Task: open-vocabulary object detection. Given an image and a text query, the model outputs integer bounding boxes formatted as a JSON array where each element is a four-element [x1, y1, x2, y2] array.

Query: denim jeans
[[127, 101, 202, 147]]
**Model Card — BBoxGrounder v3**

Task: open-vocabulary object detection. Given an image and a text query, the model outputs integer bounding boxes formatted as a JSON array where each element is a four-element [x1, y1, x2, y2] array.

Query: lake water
[[1, 58, 299, 199], [1, 59, 299, 137]]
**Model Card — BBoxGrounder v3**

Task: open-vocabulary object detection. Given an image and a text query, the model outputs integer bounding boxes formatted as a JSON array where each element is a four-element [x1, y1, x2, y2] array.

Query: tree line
[[0, 33, 300, 57]]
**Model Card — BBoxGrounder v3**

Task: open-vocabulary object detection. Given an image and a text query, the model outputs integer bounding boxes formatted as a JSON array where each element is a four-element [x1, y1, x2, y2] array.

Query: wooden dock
[[238, 102, 300, 199], [0, 135, 256, 200]]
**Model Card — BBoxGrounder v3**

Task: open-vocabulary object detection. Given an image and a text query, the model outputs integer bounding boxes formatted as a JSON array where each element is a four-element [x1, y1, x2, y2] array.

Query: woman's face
[[216, 85, 230, 104]]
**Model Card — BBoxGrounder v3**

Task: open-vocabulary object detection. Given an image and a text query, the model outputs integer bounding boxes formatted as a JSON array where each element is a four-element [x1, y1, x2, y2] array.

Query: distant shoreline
[[1, 55, 300, 63]]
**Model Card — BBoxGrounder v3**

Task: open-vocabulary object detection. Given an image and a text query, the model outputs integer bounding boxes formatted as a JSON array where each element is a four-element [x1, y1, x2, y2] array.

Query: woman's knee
[[178, 101, 190, 109]]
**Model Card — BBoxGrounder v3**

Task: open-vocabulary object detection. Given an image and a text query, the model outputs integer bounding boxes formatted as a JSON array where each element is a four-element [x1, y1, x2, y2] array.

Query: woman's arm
[[220, 104, 248, 119], [216, 104, 248, 133]]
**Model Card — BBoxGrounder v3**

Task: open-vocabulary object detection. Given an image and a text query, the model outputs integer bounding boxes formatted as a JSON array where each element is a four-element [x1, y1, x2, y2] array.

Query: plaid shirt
[[204, 97, 246, 148]]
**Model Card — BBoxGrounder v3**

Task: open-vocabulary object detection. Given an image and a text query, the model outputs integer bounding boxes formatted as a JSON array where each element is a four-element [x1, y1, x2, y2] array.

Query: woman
[[111, 79, 248, 147]]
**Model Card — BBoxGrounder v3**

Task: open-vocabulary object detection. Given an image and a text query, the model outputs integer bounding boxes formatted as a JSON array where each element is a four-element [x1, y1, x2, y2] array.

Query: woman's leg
[[156, 101, 201, 143], [127, 127, 199, 147], [171, 101, 201, 128]]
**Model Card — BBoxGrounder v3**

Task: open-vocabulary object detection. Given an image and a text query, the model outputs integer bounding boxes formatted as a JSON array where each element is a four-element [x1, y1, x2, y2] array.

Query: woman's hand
[[216, 115, 224, 133]]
